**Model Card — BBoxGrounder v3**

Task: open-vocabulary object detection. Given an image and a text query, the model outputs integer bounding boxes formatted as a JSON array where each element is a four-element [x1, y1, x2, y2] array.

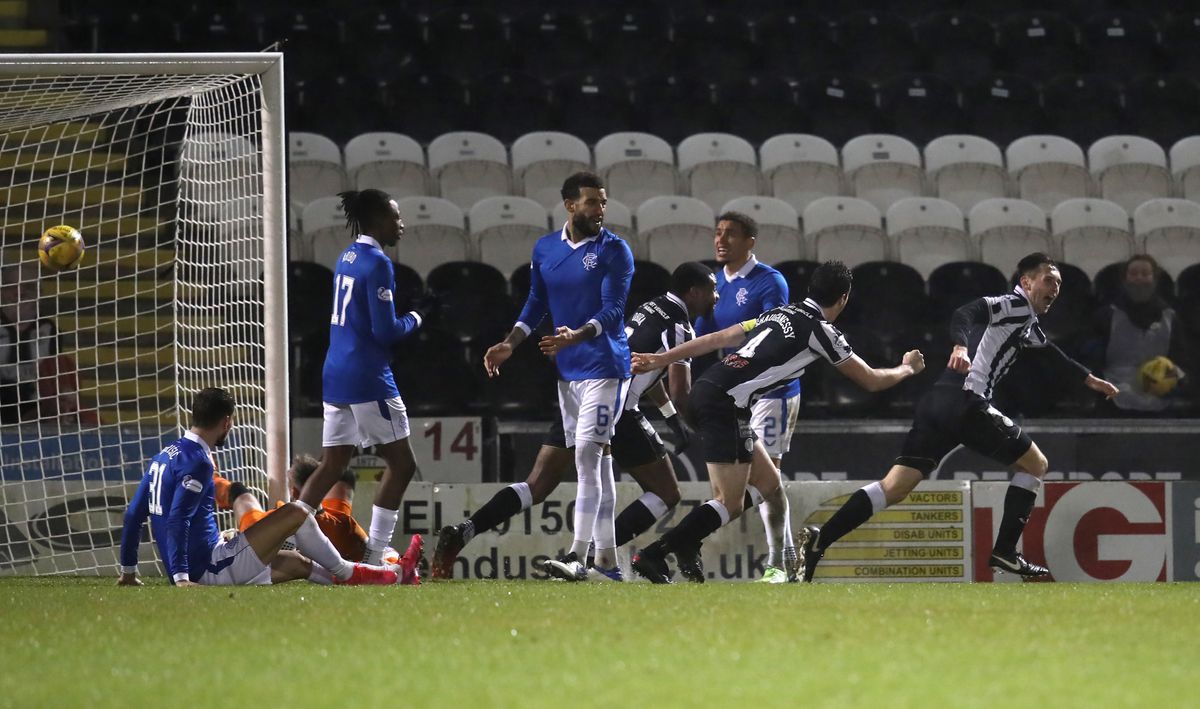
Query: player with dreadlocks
[[292, 189, 435, 565]]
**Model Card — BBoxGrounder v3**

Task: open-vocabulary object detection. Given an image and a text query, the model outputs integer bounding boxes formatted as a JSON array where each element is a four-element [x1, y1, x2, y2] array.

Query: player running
[[432, 262, 718, 580], [800, 253, 1119, 582], [118, 388, 398, 586], [629, 261, 924, 583], [480, 172, 634, 580], [293, 189, 435, 565], [696, 211, 802, 582], [214, 454, 422, 584]]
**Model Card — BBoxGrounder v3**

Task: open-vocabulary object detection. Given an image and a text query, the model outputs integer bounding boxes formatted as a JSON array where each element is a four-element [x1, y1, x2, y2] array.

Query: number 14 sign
[[349, 417, 483, 484]]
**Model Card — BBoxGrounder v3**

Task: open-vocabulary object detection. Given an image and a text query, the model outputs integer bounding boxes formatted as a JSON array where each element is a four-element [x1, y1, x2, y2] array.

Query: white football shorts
[[198, 531, 272, 586], [750, 393, 801, 459], [322, 396, 410, 448], [558, 378, 630, 448]]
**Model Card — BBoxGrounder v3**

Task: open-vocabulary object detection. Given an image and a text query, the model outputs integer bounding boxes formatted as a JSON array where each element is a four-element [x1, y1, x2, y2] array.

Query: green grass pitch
[[2, 578, 1197, 708]]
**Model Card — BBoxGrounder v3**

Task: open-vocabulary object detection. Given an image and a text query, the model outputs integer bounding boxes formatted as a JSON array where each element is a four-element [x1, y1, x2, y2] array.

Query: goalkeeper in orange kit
[[214, 454, 422, 584]]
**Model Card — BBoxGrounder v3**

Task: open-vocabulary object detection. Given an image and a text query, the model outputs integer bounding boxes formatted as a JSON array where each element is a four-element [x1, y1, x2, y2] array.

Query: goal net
[[0, 54, 288, 576]]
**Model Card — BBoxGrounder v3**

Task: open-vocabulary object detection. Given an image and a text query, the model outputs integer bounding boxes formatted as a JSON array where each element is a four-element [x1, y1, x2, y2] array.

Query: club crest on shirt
[[582, 252, 599, 271], [377, 287, 393, 302], [181, 476, 202, 493], [736, 287, 749, 306]]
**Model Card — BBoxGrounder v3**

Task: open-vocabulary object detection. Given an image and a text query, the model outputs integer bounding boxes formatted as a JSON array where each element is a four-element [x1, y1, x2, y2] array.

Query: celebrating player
[[800, 253, 1119, 581], [629, 262, 924, 583], [481, 172, 634, 580], [294, 189, 433, 565], [118, 388, 398, 586], [695, 211, 802, 582], [433, 262, 718, 580]]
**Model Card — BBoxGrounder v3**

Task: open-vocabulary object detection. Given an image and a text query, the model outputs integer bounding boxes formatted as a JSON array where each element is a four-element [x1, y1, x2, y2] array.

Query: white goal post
[[0, 53, 288, 575]]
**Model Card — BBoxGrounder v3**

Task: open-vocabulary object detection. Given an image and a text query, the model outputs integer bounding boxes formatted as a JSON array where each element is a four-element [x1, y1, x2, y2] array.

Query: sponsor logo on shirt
[[736, 287, 749, 306], [377, 287, 393, 302], [182, 476, 203, 493], [723, 354, 750, 368], [342, 252, 357, 263], [582, 252, 599, 270]]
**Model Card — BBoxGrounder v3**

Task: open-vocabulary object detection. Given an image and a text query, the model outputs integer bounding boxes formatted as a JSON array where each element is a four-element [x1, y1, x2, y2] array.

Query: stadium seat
[[1041, 75, 1126, 148], [470, 197, 550, 280], [1133, 199, 1200, 281], [1169, 136, 1200, 202], [425, 8, 512, 82], [927, 261, 1009, 320], [638, 196, 716, 272], [178, 8, 261, 53], [886, 197, 970, 280], [552, 199, 634, 242], [481, 337, 558, 416], [718, 75, 804, 145], [968, 198, 1052, 280], [427, 261, 509, 300], [389, 261, 424, 314], [1125, 76, 1200, 148], [594, 132, 679, 211], [877, 73, 965, 147], [963, 73, 1045, 146], [511, 132, 592, 210], [819, 325, 892, 415], [719, 196, 803, 264], [425, 259, 514, 347], [393, 331, 480, 415], [841, 135, 925, 213], [627, 259, 673, 316], [802, 196, 887, 268], [1081, 12, 1161, 79], [839, 261, 928, 342], [288, 261, 335, 343], [1175, 262, 1200, 333], [669, 9, 759, 85], [759, 134, 843, 214], [380, 72, 472, 143], [1161, 12, 1200, 76], [343, 132, 431, 200], [1087, 136, 1172, 215], [510, 8, 592, 81], [773, 260, 821, 303], [589, 7, 671, 81], [835, 11, 919, 82], [427, 132, 512, 210], [797, 74, 879, 147], [1036, 260, 1094, 344], [756, 11, 840, 75], [913, 11, 997, 87], [1051, 198, 1133, 281], [392, 197, 470, 278], [471, 72, 555, 143], [288, 132, 345, 209], [300, 196, 348, 270], [553, 74, 633, 144], [1005, 135, 1092, 213], [677, 133, 762, 212], [92, 7, 179, 53], [340, 7, 422, 77], [997, 11, 1080, 78], [924, 134, 1008, 214], [179, 130, 262, 224], [631, 74, 721, 145]]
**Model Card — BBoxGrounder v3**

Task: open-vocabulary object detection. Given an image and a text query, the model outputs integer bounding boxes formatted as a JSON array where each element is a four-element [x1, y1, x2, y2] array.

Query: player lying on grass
[[214, 454, 422, 584], [629, 261, 924, 583], [434, 263, 718, 581], [118, 387, 399, 587], [800, 253, 1119, 581]]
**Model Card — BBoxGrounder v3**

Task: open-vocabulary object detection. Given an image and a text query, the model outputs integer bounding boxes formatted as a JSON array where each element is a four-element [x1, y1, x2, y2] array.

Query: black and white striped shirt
[[623, 292, 694, 410]]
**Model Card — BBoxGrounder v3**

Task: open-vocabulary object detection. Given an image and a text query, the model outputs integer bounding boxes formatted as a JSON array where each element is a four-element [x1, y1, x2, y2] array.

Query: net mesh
[[0, 69, 274, 575]]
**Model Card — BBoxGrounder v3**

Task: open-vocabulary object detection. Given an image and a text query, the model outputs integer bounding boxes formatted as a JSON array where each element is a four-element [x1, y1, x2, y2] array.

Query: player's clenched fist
[[947, 345, 971, 374], [901, 349, 925, 374]]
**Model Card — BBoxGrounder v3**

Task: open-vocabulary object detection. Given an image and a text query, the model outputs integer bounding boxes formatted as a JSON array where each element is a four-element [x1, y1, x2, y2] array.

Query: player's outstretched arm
[[117, 474, 151, 586], [484, 326, 529, 377], [1084, 374, 1119, 399], [632, 322, 750, 373], [836, 350, 925, 392]]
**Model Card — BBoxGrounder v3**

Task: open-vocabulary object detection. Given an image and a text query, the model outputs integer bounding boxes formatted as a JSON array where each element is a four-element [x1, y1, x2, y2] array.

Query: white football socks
[[364, 504, 399, 565], [293, 512, 354, 581], [592, 453, 617, 569], [570, 440, 603, 560]]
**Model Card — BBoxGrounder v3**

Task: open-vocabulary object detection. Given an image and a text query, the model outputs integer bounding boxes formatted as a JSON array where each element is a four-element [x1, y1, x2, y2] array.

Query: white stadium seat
[[1005, 135, 1092, 213], [637, 196, 715, 271], [760, 134, 843, 213], [1051, 198, 1133, 281], [344, 132, 431, 200], [719, 196, 803, 263], [301, 196, 349, 269], [1088, 135, 1171, 215], [289, 132, 346, 209], [924, 135, 1008, 213], [886, 197, 970, 280], [968, 198, 1052, 279], [1133, 198, 1200, 280], [428, 131, 512, 210], [392, 196, 470, 278], [841, 134, 925, 213], [511, 131, 592, 210], [552, 198, 635, 241], [802, 196, 887, 268], [289, 207, 309, 262], [677, 132, 762, 212], [470, 196, 550, 278], [1169, 136, 1200, 202], [179, 130, 261, 223], [594, 132, 679, 210]]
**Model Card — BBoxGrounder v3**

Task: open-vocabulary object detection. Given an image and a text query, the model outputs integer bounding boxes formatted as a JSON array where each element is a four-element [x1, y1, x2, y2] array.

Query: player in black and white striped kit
[[801, 253, 1119, 581], [628, 261, 925, 583]]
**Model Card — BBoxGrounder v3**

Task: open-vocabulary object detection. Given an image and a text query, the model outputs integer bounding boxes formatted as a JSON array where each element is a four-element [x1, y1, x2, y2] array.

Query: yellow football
[[38, 225, 85, 272], [1139, 355, 1180, 397]]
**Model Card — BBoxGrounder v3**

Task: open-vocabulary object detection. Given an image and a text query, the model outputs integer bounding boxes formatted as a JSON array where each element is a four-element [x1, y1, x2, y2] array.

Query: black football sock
[[661, 501, 726, 552], [816, 489, 874, 550], [993, 485, 1037, 555], [614, 500, 657, 548], [467, 486, 524, 536]]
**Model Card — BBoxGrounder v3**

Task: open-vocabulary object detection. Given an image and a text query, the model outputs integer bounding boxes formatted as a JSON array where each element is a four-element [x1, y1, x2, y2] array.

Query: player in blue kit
[[293, 189, 433, 565], [695, 211, 801, 582], [117, 388, 397, 586], [483, 172, 634, 580]]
